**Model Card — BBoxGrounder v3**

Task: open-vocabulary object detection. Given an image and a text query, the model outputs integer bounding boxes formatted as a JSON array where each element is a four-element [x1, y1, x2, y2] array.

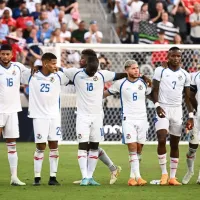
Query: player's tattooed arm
[[190, 85, 197, 111], [114, 73, 127, 80], [152, 79, 166, 118]]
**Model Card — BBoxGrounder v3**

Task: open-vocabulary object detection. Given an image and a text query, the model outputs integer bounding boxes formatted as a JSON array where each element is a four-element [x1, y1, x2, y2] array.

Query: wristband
[[155, 102, 160, 108], [189, 112, 194, 118]]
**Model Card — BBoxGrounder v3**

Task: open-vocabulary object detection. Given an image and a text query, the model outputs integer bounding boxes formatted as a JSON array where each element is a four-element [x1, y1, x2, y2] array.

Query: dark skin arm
[[114, 73, 127, 80], [190, 85, 197, 111]]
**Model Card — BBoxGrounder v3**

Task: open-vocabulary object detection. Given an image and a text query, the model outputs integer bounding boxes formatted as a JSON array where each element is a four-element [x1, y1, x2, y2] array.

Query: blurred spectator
[[68, 12, 80, 32], [7, 20, 16, 33], [174, 33, 182, 44], [30, 3, 41, 20], [26, 0, 39, 13], [16, 8, 34, 30], [132, 3, 149, 44], [46, 2, 58, 21], [150, 1, 166, 23], [189, 2, 200, 44], [23, 21, 34, 40], [128, 0, 144, 20], [35, 11, 48, 28], [26, 28, 38, 44], [1, 9, 16, 27], [37, 20, 52, 43], [13, 1, 28, 19], [71, 21, 88, 43], [98, 54, 111, 70], [84, 21, 103, 43], [0, 0, 12, 18], [157, 12, 174, 28], [63, 1, 79, 14], [57, 10, 68, 25], [114, 0, 128, 37], [171, 0, 191, 43], [49, 28, 64, 43], [0, 20, 9, 40], [60, 23, 71, 43], [7, 0, 23, 9], [154, 30, 169, 44], [15, 28, 26, 50]]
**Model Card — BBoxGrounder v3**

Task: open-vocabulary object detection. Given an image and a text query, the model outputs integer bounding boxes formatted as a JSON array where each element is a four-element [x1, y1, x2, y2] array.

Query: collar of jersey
[[0, 63, 11, 70], [126, 77, 139, 83], [167, 67, 180, 72], [39, 69, 52, 77]]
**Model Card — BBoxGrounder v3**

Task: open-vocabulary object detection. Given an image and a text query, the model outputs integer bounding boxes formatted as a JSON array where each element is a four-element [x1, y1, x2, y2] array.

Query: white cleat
[[110, 166, 122, 185], [196, 177, 200, 184], [182, 171, 194, 185], [10, 177, 26, 186]]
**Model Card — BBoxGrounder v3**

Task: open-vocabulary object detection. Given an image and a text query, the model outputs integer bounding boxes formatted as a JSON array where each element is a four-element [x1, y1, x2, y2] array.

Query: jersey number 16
[[86, 83, 93, 91]]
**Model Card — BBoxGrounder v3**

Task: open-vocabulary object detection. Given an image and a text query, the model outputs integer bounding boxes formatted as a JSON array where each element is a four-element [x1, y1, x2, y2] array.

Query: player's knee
[[89, 142, 99, 150], [157, 136, 166, 146], [128, 143, 137, 152], [48, 141, 58, 149], [189, 143, 199, 150], [6, 138, 16, 143], [36, 143, 46, 151], [170, 142, 179, 150], [187, 146, 197, 158], [79, 142, 89, 150]]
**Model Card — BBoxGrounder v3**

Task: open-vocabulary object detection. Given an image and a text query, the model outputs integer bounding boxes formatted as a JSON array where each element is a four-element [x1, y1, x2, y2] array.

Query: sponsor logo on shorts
[[126, 134, 131, 139], [50, 77, 55, 83], [37, 134, 42, 139], [93, 76, 98, 81], [78, 134, 82, 139], [12, 70, 16, 75], [138, 85, 143, 90]]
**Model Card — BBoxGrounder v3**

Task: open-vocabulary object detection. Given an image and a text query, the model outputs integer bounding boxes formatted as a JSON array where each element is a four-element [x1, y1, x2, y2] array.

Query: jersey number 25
[[40, 83, 50, 92]]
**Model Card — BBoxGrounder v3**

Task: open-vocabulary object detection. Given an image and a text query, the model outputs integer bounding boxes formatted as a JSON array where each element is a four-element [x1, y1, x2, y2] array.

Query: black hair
[[41, 52, 57, 61], [0, 44, 12, 51], [169, 47, 181, 52], [87, 56, 99, 67], [82, 49, 97, 57]]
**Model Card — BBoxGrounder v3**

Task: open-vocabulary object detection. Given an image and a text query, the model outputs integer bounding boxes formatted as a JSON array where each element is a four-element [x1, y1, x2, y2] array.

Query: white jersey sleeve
[[56, 71, 69, 85], [153, 66, 165, 82], [99, 70, 116, 82], [184, 71, 191, 87], [21, 69, 31, 84], [62, 67, 80, 82], [108, 79, 122, 94], [146, 87, 152, 95]]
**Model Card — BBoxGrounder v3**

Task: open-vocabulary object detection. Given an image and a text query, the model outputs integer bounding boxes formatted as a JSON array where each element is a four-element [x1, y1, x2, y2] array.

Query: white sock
[[186, 148, 196, 173], [130, 153, 142, 179], [158, 154, 168, 175], [87, 150, 98, 178], [7, 142, 18, 178], [78, 150, 88, 179], [34, 149, 44, 177], [170, 157, 179, 179], [98, 147, 116, 172], [49, 149, 59, 177], [129, 152, 141, 180]]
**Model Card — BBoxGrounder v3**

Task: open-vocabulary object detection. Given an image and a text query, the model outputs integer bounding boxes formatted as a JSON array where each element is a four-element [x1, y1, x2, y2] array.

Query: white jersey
[[153, 66, 191, 106], [108, 78, 151, 120], [21, 70, 69, 119], [63, 68, 116, 115], [0, 62, 29, 113]]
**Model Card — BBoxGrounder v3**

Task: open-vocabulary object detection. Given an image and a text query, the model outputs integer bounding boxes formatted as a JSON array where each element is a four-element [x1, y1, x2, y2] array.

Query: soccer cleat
[[48, 177, 60, 186], [88, 178, 100, 186], [80, 178, 89, 186], [10, 177, 26, 186], [73, 180, 81, 184], [110, 166, 122, 185], [137, 178, 147, 186], [196, 177, 200, 184], [168, 178, 182, 186], [182, 171, 194, 185], [33, 177, 41, 186], [128, 178, 138, 186], [160, 174, 168, 185]]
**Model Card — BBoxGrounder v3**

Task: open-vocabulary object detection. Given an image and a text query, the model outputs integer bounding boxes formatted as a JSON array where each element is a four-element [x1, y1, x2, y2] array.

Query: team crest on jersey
[[93, 76, 98, 81], [178, 75, 183, 81], [78, 134, 82, 139], [138, 85, 143, 90], [12, 70, 16, 76], [37, 134, 42, 139], [50, 77, 55, 83], [126, 134, 131, 139]]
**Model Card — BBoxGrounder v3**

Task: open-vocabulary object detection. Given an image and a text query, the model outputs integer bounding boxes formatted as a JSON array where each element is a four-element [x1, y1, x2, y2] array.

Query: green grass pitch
[[0, 143, 200, 200]]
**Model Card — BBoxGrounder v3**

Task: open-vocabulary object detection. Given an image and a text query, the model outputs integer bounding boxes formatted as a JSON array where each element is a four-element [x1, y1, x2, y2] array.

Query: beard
[[129, 74, 139, 79], [0, 59, 11, 65]]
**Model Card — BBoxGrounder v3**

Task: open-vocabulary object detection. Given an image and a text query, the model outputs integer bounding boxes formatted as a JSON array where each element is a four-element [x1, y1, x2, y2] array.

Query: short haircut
[[124, 60, 138, 69], [41, 52, 57, 61], [169, 47, 181, 52], [82, 49, 97, 57], [0, 44, 12, 51], [87, 56, 99, 67]]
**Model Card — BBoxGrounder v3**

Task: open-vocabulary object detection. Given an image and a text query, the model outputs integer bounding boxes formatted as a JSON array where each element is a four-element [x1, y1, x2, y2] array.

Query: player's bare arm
[[152, 79, 165, 118], [114, 73, 127, 80], [190, 84, 198, 111], [103, 90, 112, 98], [184, 87, 194, 130]]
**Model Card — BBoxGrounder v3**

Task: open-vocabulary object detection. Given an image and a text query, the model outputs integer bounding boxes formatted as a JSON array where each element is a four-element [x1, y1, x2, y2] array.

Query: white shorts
[[189, 116, 200, 144], [122, 118, 149, 144], [155, 106, 182, 137], [76, 114, 103, 143], [33, 117, 61, 143], [0, 113, 19, 139]]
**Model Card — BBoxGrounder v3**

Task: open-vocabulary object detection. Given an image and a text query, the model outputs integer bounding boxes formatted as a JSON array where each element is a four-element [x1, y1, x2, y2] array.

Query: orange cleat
[[168, 178, 182, 186], [160, 174, 168, 185], [128, 178, 138, 186], [137, 178, 147, 186]]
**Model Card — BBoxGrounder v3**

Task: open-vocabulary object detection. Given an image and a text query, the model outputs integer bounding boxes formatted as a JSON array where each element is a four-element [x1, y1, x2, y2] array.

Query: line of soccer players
[[0, 44, 199, 186]]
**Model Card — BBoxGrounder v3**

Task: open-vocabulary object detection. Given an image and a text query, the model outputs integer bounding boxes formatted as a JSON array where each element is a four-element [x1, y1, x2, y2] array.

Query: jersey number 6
[[133, 92, 137, 101]]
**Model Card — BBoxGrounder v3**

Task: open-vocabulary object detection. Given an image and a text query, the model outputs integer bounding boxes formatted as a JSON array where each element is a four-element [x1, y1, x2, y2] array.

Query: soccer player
[[62, 56, 127, 186], [104, 60, 151, 186], [0, 44, 28, 186], [182, 71, 200, 184], [21, 53, 69, 186], [152, 47, 194, 185]]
